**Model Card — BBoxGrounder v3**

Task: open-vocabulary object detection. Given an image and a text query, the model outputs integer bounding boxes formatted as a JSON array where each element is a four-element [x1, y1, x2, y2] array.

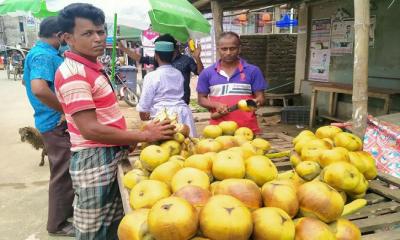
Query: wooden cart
[[117, 132, 400, 239]]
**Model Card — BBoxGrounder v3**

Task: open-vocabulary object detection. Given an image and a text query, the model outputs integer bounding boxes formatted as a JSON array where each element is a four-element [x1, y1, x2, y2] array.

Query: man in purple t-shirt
[[196, 32, 267, 133]]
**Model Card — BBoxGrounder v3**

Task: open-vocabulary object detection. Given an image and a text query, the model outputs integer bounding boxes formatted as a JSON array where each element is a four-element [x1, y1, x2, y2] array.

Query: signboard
[[141, 29, 159, 47]]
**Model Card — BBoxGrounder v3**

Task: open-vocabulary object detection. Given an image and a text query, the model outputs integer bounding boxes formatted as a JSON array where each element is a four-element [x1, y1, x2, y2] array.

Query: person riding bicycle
[[11, 51, 22, 65], [11, 51, 23, 71]]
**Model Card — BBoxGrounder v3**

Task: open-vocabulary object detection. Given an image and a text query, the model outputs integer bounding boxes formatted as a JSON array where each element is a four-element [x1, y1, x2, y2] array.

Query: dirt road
[[0, 72, 68, 240]]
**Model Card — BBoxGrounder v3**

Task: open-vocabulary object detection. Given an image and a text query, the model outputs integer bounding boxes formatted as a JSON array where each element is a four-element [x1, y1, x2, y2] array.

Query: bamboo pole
[[193, 0, 211, 9], [294, 2, 308, 94], [352, 0, 370, 137], [111, 13, 118, 87], [211, 0, 223, 59], [211, 0, 223, 37]]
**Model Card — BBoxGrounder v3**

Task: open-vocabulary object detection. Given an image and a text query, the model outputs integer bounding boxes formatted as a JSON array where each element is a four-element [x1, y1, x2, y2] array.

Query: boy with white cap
[[137, 41, 197, 136]]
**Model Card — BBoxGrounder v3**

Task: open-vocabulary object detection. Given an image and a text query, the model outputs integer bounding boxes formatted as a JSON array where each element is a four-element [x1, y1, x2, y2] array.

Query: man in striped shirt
[[55, 3, 175, 240]]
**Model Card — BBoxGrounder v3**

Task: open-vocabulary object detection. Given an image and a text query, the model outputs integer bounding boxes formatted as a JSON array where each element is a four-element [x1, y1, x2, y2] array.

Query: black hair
[[154, 34, 177, 49], [39, 16, 61, 38], [155, 51, 174, 63], [218, 31, 241, 45], [58, 3, 105, 33]]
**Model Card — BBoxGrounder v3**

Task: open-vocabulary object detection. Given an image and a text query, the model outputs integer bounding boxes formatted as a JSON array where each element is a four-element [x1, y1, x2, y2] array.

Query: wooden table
[[309, 82, 400, 128], [265, 93, 301, 107], [118, 132, 400, 239]]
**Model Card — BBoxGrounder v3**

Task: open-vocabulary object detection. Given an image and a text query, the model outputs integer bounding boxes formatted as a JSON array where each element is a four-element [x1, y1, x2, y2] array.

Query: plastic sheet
[[363, 116, 400, 178]]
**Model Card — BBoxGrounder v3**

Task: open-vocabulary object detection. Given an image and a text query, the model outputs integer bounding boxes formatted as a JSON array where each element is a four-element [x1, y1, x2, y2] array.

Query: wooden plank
[[369, 180, 400, 202], [261, 132, 279, 139], [328, 92, 335, 116], [117, 162, 132, 214], [309, 88, 317, 128], [275, 132, 294, 142], [271, 157, 289, 162], [319, 114, 346, 123], [383, 95, 390, 114], [310, 82, 400, 95], [353, 212, 400, 233], [362, 229, 400, 240], [274, 161, 293, 171], [270, 139, 286, 142], [265, 93, 302, 98], [378, 172, 400, 188], [376, 112, 400, 126], [346, 201, 400, 220], [364, 193, 387, 204]]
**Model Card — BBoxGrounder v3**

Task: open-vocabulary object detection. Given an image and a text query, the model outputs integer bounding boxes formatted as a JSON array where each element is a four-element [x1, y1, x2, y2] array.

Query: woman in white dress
[[136, 41, 197, 137]]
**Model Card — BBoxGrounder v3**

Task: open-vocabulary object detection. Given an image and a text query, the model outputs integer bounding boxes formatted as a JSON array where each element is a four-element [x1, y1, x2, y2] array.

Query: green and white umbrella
[[0, 0, 211, 42], [0, 0, 57, 18], [46, 0, 211, 42], [0, 0, 210, 81], [47, 0, 211, 82]]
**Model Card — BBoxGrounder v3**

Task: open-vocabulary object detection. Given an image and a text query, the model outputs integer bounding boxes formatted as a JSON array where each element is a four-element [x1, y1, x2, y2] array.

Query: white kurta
[[136, 64, 197, 137]]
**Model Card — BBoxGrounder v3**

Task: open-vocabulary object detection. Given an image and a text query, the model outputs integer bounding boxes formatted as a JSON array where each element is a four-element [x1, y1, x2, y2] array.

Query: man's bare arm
[[198, 93, 228, 113], [192, 44, 204, 74], [31, 79, 63, 112], [118, 42, 141, 62], [72, 109, 175, 145], [254, 91, 265, 106]]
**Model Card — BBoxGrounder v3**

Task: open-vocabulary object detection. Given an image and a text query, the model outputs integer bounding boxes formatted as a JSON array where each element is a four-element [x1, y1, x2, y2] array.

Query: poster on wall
[[308, 19, 331, 81], [26, 17, 35, 28], [330, 19, 354, 55], [369, 16, 376, 47], [309, 49, 331, 81], [310, 18, 331, 50], [330, 16, 376, 55]]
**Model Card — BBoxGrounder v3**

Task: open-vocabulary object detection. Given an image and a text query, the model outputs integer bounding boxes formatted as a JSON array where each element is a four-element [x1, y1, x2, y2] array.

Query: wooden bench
[[265, 93, 301, 107], [308, 82, 400, 127]]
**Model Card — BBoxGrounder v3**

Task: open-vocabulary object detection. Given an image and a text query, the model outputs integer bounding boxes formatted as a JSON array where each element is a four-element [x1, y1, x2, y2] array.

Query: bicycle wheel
[[123, 87, 139, 107], [136, 79, 143, 97]]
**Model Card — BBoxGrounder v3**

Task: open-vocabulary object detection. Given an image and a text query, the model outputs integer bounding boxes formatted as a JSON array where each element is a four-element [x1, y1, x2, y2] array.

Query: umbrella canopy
[[0, 0, 56, 18], [118, 26, 142, 41], [46, 0, 211, 42]]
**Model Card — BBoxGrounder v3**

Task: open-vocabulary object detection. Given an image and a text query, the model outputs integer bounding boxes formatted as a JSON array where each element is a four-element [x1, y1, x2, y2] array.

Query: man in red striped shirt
[[55, 3, 175, 239]]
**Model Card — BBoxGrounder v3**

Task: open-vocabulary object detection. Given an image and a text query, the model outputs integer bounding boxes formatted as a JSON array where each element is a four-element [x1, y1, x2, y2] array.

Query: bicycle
[[99, 55, 140, 107], [12, 61, 23, 81]]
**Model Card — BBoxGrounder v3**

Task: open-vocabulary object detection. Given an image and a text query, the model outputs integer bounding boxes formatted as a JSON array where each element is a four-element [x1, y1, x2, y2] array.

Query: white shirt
[[137, 64, 186, 116]]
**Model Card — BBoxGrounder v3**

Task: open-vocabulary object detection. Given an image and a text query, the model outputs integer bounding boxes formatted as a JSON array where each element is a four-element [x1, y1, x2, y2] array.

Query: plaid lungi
[[70, 146, 128, 240]]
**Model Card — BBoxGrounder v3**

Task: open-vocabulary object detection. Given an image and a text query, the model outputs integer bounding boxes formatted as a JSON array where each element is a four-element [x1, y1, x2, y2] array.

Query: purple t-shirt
[[196, 58, 267, 133], [197, 58, 268, 95]]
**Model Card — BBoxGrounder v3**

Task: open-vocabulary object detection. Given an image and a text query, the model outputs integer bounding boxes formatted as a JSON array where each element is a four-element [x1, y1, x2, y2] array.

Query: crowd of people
[[21, 2, 267, 239]]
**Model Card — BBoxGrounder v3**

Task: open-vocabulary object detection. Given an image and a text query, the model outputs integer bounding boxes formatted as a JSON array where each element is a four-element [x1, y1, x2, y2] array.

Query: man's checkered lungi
[[70, 146, 128, 240]]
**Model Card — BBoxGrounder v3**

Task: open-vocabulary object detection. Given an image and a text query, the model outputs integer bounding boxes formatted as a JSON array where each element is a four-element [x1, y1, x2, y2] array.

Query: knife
[[210, 99, 257, 120]]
